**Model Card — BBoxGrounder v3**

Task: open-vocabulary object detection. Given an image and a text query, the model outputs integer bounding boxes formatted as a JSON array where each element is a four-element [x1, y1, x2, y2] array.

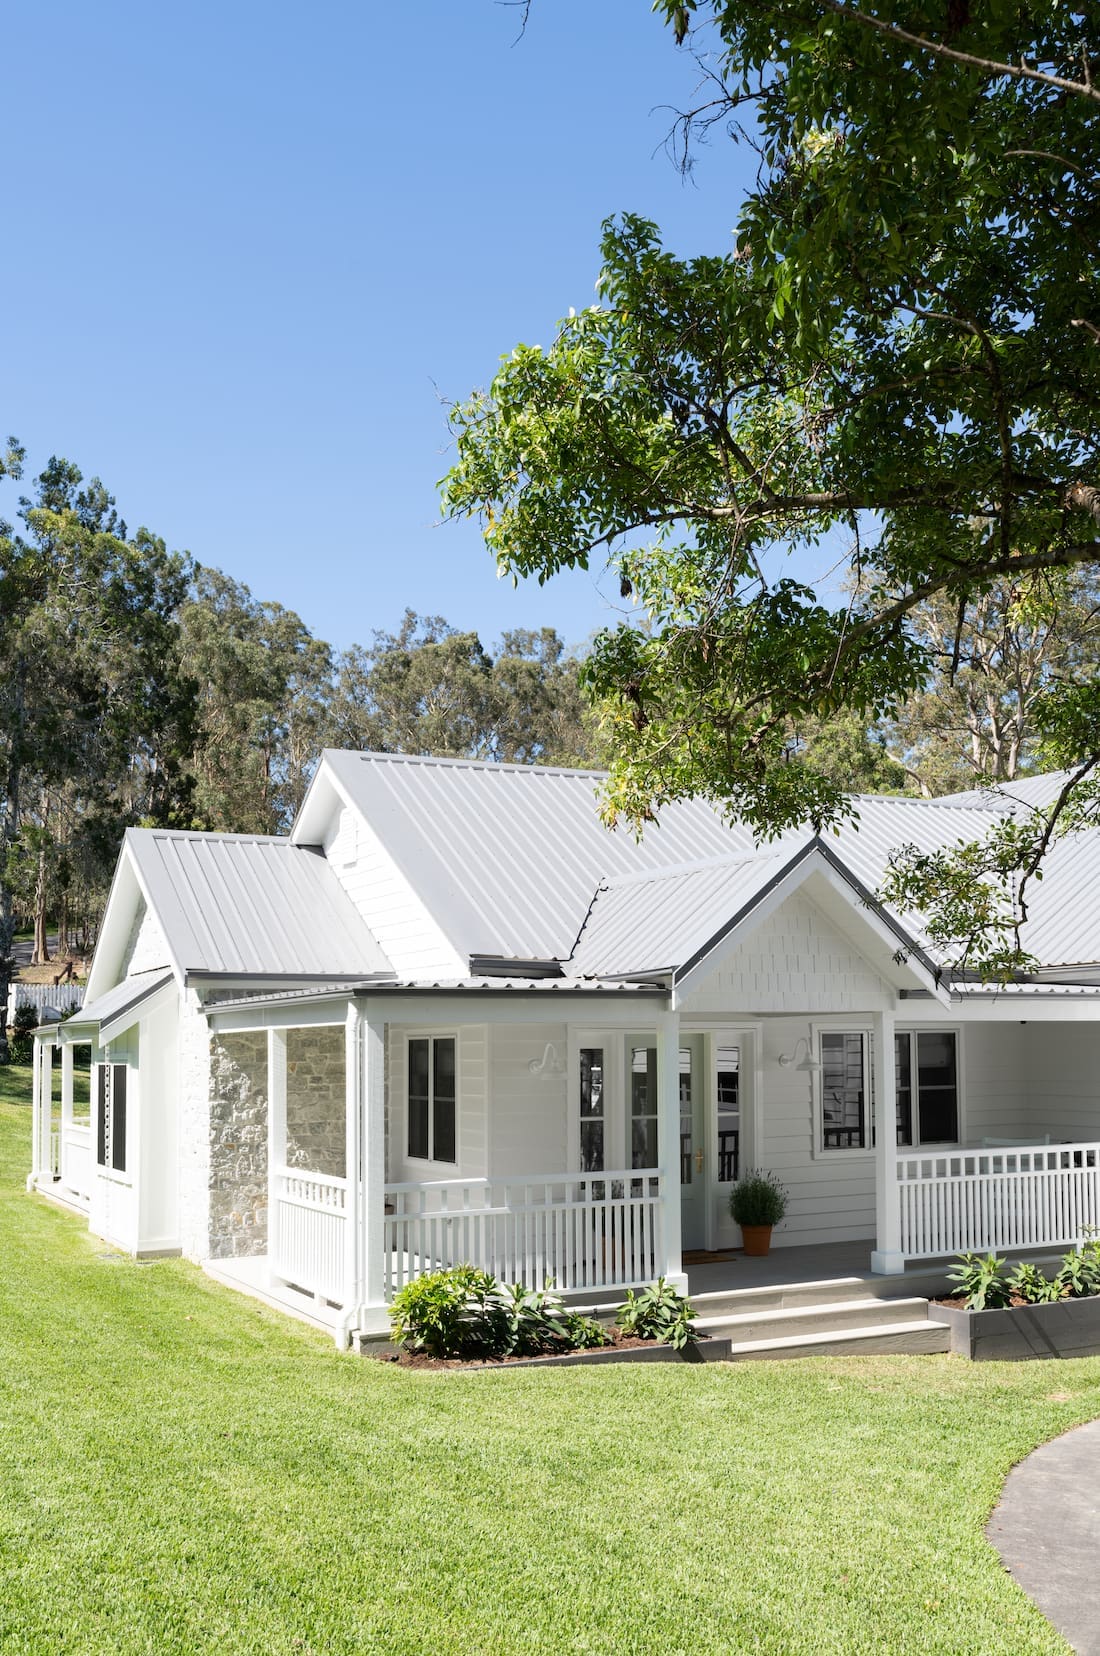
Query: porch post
[[27, 1034, 45, 1189], [656, 1007, 689, 1294], [338, 1002, 365, 1348], [359, 1000, 388, 1334], [60, 1040, 74, 1139], [870, 1006, 905, 1275], [267, 1029, 287, 1283]]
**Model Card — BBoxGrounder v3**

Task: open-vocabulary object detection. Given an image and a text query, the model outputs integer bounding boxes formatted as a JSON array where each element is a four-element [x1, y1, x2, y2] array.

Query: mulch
[[374, 1328, 657, 1369]]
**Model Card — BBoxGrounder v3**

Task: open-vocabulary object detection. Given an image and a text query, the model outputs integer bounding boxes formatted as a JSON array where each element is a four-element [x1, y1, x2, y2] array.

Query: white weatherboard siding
[[323, 807, 465, 980], [758, 1016, 876, 1248], [1023, 1024, 1100, 1140], [387, 1022, 489, 1184], [137, 995, 179, 1252], [962, 1022, 1030, 1141], [680, 891, 892, 1017], [120, 900, 173, 979], [488, 1023, 568, 1178], [177, 987, 214, 1259]]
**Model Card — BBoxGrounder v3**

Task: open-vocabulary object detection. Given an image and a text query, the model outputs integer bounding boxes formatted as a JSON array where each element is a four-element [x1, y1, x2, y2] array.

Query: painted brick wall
[[209, 1033, 268, 1259], [119, 899, 172, 978], [176, 987, 214, 1260]]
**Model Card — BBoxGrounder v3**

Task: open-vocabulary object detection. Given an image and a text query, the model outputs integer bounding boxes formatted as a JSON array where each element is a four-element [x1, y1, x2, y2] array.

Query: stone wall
[[286, 1026, 346, 1178], [208, 1032, 268, 1259]]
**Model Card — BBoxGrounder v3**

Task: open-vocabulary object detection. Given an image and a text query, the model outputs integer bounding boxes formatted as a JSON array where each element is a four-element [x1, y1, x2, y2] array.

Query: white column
[[656, 1007, 689, 1293], [27, 1035, 44, 1189], [339, 1003, 365, 1348], [61, 1041, 74, 1136], [871, 1006, 905, 1275], [359, 1003, 388, 1333], [267, 1028, 287, 1283]]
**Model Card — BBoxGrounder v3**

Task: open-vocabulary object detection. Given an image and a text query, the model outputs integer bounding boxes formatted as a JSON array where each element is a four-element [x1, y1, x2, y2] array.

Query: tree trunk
[[31, 830, 50, 966]]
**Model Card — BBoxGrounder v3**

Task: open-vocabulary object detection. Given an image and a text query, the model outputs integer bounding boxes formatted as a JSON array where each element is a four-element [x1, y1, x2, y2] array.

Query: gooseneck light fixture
[[778, 1034, 822, 1073]]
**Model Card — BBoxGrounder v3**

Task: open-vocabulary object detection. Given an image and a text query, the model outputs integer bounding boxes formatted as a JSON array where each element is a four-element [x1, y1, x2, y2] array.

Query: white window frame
[[403, 1029, 459, 1168], [809, 1020, 965, 1156], [895, 1026, 965, 1149], [567, 1029, 625, 1175], [94, 1055, 134, 1186]]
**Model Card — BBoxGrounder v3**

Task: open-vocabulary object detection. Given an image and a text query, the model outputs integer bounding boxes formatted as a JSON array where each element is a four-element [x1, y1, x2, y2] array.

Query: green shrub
[[389, 1266, 511, 1359], [948, 1252, 1012, 1311], [389, 1269, 611, 1360], [8, 1003, 37, 1064], [1056, 1236, 1100, 1299], [1008, 1262, 1066, 1305], [616, 1278, 697, 1350], [729, 1169, 788, 1228]]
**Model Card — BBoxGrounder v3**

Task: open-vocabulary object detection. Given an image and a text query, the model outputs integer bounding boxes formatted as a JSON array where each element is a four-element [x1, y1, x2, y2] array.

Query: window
[[95, 1063, 128, 1173], [716, 1045, 740, 1183], [820, 1032, 868, 1150], [630, 1046, 657, 1171], [896, 1030, 958, 1145], [579, 1047, 605, 1172], [407, 1036, 456, 1163]]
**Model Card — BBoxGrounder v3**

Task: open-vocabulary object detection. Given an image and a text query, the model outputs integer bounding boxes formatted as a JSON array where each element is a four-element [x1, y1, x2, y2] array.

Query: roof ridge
[[126, 826, 294, 846], [325, 748, 609, 781]]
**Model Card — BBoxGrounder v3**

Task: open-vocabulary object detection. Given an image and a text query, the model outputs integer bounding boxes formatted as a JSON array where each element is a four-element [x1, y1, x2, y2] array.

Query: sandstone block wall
[[286, 1026, 346, 1179], [209, 1032, 268, 1259]]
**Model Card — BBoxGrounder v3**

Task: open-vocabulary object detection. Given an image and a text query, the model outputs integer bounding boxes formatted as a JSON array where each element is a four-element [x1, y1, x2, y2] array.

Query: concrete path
[[987, 1419, 1100, 1654]]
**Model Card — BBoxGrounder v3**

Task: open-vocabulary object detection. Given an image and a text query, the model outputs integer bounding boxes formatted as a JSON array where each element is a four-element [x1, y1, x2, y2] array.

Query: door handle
[[694, 1149, 704, 1174]]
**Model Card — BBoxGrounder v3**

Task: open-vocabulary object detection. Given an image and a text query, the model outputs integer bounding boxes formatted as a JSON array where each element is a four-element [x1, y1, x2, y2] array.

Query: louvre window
[[95, 1063, 128, 1173]]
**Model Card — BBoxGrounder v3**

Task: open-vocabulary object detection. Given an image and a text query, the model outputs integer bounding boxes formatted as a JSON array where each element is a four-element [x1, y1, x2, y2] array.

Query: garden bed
[[377, 1328, 719, 1369], [930, 1296, 1100, 1361]]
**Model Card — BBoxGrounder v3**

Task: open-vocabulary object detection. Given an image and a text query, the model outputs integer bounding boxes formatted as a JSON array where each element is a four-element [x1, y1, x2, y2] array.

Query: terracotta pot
[[740, 1224, 773, 1258]]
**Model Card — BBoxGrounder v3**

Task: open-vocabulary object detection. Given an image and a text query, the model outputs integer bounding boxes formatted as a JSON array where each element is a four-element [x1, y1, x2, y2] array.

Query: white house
[[28, 753, 1100, 1346]]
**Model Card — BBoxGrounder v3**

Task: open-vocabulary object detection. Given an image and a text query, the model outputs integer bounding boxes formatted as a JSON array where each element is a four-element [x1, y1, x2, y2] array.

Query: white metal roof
[[125, 828, 393, 980], [60, 968, 174, 1041], [310, 749, 762, 961]]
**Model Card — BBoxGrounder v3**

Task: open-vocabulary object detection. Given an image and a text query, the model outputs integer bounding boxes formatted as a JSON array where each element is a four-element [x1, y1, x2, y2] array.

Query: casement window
[[579, 1047, 605, 1173], [95, 1063, 128, 1174], [895, 1030, 959, 1146], [818, 1028, 960, 1151], [407, 1035, 456, 1164]]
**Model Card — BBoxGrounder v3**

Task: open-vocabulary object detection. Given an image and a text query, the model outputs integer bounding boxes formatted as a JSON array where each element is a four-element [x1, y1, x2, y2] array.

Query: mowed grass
[[1, 1075, 1098, 1654]]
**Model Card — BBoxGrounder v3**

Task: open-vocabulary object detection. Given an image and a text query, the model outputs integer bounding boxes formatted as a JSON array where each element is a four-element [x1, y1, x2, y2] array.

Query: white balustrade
[[60, 1122, 92, 1206], [271, 1166, 348, 1303], [897, 1141, 1100, 1259], [383, 1170, 664, 1298]]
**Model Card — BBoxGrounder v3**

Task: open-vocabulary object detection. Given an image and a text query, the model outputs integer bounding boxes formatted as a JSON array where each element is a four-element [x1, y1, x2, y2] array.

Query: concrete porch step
[[720, 1318, 951, 1361], [695, 1294, 933, 1345]]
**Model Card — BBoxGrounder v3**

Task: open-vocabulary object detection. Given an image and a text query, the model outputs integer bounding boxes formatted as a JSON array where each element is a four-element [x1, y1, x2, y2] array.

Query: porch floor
[[202, 1254, 344, 1336], [684, 1240, 1063, 1303]]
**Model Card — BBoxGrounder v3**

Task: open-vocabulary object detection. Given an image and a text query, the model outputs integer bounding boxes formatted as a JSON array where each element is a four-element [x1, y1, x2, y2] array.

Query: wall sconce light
[[778, 1035, 822, 1073], [528, 1042, 565, 1077]]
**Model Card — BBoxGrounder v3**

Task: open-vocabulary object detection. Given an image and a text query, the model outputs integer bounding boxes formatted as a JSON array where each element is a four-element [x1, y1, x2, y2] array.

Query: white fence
[[383, 1170, 665, 1299], [898, 1142, 1100, 1259], [270, 1167, 347, 1303], [13, 983, 85, 1018]]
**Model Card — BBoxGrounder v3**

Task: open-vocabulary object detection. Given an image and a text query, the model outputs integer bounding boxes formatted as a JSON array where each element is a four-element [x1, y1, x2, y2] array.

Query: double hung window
[[407, 1035, 456, 1163]]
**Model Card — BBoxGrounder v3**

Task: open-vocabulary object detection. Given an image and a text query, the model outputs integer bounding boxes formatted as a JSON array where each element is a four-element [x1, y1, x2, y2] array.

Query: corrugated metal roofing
[[126, 828, 393, 979], [937, 771, 1073, 811], [62, 968, 174, 1037], [205, 975, 663, 1016], [568, 855, 787, 978], [317, 749, 761, 960]]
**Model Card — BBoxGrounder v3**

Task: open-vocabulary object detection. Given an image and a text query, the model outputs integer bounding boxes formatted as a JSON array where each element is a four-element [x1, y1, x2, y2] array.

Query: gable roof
[[119, 828, 393, 983], [61, 968, 175, 1044]]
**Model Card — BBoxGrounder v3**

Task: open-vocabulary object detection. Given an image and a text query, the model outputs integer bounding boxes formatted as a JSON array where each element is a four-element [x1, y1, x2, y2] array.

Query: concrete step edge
[[695, 1296, 932, 1333]]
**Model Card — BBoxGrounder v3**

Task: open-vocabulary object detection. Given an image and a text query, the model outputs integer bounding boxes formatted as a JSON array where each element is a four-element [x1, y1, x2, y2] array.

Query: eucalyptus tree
[[444, 1, 1100, 971]]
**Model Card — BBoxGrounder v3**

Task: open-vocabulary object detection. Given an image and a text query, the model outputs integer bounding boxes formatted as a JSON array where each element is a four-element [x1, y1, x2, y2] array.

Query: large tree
[[0, 457, 193, 1053], [443, 2, 1100, 971]]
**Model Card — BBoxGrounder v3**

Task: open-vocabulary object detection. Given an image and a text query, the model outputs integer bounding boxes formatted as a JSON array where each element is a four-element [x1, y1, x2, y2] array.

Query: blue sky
[[4, 1, 763, 654]]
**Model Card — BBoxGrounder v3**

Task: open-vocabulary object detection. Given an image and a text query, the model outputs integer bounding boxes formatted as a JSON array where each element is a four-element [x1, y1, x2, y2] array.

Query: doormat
[[682, 1250, 740, 1265]]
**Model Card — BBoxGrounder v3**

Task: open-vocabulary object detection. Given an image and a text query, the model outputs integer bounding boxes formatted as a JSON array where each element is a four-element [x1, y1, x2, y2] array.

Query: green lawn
[[1, 1073, 1098, 1654]]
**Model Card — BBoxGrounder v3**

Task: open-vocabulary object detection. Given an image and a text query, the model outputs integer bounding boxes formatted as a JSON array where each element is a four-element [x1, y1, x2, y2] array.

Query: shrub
[[389, 1266, 511, 1360], [948, 1252, 1012, 1311], [616, 1278, 697, 1350], [1056, 1236, 1100, 1299], [729, 1169, 788, 1228], [1008, 1262, 1066, 1305], [389, 1268, 611, 1360]]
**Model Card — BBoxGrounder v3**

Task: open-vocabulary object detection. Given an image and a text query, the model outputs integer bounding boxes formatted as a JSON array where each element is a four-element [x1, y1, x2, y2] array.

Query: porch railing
[[271, 1166, 347, 1303], [383, 1170, 665, 1299], [59, 1122, 92, 1205], [897, 1141, 1100, 1260]]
